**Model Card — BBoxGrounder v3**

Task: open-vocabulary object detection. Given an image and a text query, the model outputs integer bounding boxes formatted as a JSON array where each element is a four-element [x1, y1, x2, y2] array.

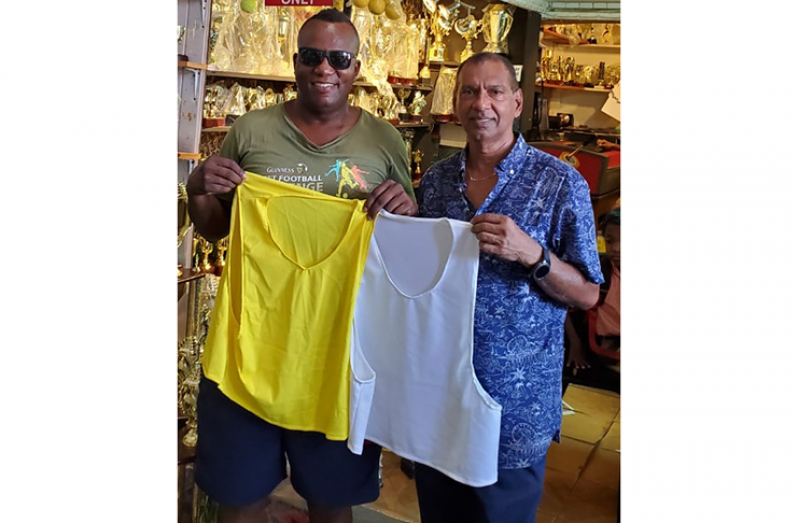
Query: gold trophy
[[411, 150, 424, 182], [283, 85, 297, 101], [214, 238, 228, 276], [481, 3, 515, 54], [199, 238, 215, 274], [277, 7, 291, 67], [563, 57, 576, 85], [430, 67, 458, 122], [178, 183, 191, 278], [178, 336, 201, 447], [425, 0, 461, 63], [454, 3, 480, 63], [540, 49, 553, 83], [416, 16, 432, 84]]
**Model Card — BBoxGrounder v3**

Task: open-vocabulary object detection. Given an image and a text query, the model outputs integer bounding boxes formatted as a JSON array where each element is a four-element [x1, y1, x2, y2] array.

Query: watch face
[[534, 264, 551, 279]]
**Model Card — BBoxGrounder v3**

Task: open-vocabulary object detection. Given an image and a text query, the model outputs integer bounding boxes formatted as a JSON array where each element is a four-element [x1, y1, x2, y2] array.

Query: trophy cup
[[178, 183, 191, 278], [408, 90, 426, 122], [481, 3, 515, 54], [411, 150, 424, 182], [574, 65, 585, 86], [283, 85, 297, 101], [397, 88, 412, 122], [425, 0, 461, 63], [276, 7, 291, 70], [430, 67, 457, 122], [563, 57, 576, 85], [454, 3, 480, 63]]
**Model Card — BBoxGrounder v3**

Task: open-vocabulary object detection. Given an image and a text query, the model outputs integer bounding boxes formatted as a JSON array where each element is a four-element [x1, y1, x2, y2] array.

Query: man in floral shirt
[[416, 53, 604, 523]]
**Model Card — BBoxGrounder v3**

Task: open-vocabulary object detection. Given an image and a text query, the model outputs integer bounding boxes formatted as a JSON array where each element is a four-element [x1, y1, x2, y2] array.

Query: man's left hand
[[471, 213, 542, 268], [364, 180, 418, 219]]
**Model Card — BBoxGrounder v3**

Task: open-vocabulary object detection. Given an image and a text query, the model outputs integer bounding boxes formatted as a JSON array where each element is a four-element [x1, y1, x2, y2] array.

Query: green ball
[[240, 0, 257, 14]]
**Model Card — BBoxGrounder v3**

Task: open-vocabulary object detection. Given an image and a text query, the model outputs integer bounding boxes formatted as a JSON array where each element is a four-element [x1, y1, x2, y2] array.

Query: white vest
[[348, 211, 502, 487]]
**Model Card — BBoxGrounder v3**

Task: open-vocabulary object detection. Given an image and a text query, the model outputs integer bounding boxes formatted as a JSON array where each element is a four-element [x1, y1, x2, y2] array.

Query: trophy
[[399, 129, 416, 176], [416, 16, 432, 84], [397, 88, 412, 122], [178, 336, 201, 447], [411, 150, 424, 182], [192, 234, 201, 273], [540, 49, 553, 83], [178, 25, 188, 62], [408, 90, 426, 122], [563, 57, 576, 85], [574, 65, 586, 86], [178, 183, 191, 278], [214, 238, 228, 276], [430, 67, 458, 122], [199, 238, 215, 274], [283, 85, 297, 101], [425, 0, 461, 63], [548, 56, 562, 84], [597, 61, 607, 88], [277, 7, 291, 67], [481, 3, 515, 54], [454, 3, 480, 63]]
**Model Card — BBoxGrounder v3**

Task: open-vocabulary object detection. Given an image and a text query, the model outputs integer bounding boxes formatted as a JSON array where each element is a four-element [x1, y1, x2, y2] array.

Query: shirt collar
[[457, 133, 530, 182]]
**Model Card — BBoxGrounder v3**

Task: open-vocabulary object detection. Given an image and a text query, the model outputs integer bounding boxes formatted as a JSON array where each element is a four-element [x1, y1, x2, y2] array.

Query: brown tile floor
[[272, 385, 620, 523]]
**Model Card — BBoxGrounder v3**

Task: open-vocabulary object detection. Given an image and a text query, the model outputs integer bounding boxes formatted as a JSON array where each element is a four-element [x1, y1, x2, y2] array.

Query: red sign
[[263, 0, 334, 6]]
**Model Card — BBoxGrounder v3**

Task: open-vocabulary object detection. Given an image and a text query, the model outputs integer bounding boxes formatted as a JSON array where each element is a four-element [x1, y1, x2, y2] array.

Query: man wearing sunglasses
[[186, 8, 416, 523]]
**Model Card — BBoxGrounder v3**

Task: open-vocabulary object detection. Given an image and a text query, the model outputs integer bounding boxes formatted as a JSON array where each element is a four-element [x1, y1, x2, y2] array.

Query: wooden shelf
[[542, 28, 572, 44], [178, 61, 207, 70], [207, 70, 294, 82], [206, 71, 432, 92], [539, 83, 612, 93], [425, 60, 460, 68], [202, 121, 429, 132], [178, 152, 202, 161]]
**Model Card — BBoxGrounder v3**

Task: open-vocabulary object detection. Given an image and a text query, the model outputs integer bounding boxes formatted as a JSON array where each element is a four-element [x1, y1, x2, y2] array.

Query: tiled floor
[[271, 385, 620, 523]]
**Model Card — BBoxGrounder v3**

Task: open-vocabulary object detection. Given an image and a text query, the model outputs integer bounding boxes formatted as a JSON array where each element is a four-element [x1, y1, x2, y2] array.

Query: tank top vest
[[348, 211, 503, 486], [202, 174, 375, 440]]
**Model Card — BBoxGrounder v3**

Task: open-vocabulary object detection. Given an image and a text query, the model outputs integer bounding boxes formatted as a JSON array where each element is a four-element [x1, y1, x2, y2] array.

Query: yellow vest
[[202, 174, 375, 440]]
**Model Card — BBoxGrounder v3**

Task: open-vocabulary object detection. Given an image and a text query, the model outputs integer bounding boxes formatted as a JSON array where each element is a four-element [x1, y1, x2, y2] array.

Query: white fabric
[[348, 211, 502, 487]]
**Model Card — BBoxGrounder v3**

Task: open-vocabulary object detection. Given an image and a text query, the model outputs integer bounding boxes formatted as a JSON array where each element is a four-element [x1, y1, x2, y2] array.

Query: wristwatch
[[531, 247, 551, 280]]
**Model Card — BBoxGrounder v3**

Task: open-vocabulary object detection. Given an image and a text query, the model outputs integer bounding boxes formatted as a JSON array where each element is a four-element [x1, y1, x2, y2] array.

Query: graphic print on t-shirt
[[324, 159, 372, 198]]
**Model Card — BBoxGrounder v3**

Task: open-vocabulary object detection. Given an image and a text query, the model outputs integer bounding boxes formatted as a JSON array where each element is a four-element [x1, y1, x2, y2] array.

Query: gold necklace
[[466, 169, 497, 182]]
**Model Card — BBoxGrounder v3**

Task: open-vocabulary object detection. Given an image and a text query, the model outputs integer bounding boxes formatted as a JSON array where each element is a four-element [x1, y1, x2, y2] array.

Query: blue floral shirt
[[418, 135, 604, 469]]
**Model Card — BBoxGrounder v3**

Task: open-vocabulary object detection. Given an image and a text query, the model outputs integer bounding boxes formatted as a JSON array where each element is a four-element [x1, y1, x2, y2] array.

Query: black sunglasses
[[297, 47, 355, 71]]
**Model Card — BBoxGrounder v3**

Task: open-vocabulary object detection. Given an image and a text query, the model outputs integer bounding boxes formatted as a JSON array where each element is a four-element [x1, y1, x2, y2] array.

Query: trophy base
[[429, 43, 446, 63], [388, 75, 415, 86], [584, 82, 595, 88], [410, 114, 423, 123], [399, 112, 413, 123], [433, 114, 453, 124], [203, 117, 227, 128]]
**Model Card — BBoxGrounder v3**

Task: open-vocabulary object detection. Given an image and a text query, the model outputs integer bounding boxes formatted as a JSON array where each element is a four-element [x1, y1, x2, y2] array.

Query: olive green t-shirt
[[218, 104, 414, 201]]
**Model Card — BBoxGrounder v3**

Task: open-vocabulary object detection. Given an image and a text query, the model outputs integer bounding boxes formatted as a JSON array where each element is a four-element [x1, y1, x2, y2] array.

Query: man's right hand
[[186, 156, 247, 197]]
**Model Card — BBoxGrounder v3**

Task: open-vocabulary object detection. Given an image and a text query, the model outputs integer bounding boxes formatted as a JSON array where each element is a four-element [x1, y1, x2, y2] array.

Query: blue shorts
[[195, 376, 382, 508], [414, 457, 547, 523]]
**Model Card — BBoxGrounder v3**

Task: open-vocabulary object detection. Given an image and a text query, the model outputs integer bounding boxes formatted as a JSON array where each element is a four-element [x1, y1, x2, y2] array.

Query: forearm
[[533, 254, 599, 310], [188, 194, 231, 242]]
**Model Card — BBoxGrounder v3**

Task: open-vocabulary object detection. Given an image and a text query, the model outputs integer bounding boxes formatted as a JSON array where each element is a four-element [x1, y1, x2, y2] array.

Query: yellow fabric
[[202, 174, 376, 440]]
